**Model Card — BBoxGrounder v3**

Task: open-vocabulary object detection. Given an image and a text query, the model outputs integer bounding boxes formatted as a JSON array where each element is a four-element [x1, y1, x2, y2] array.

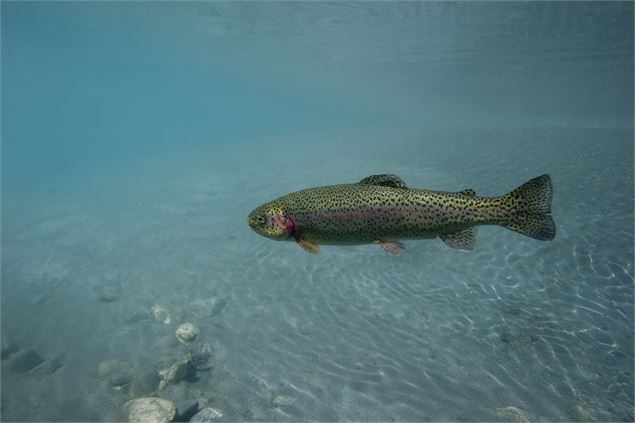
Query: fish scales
[[285, 185, 481, 242], [248, 174, 555, 254]]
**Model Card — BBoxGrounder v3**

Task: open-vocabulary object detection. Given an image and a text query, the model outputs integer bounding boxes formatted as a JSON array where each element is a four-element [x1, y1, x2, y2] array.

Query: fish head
[[247, 204, 297, 240]]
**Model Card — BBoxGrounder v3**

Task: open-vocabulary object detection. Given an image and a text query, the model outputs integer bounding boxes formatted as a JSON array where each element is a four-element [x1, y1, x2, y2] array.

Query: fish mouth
[[247, 210, 264, 232]]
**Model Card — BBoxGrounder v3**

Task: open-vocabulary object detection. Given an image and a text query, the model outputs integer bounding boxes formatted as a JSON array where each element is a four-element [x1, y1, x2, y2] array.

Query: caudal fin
[[502, 174, 555, 241]]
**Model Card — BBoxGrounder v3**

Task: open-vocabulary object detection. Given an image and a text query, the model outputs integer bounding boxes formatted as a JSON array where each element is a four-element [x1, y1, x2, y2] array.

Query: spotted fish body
[[247, 174, 555, 254]]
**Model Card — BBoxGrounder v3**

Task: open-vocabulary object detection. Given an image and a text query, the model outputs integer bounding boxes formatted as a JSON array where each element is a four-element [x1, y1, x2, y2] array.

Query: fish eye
[[256, 215, 266, 225]]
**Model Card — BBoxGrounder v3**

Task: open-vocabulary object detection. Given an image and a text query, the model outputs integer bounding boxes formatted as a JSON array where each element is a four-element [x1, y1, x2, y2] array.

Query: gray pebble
[[188, 297, 227, 318], [175, 399, 199, 422], [1, 336, 18, 359], [159, 335, 180, 349], [161, 383, 188, 403], [272, 395, 296, 407], [191, 352, 212, 370], [98, 359, 132, 380], [109, 370, 135, 387], [8, 348, 44, 373], [130, 369, 160, 397], [569, 404, 595, 422], [126, 312, 148, 324], [96, 284, 122, 302], [28, 357, 63, 378], [496, 406, 532, 423]]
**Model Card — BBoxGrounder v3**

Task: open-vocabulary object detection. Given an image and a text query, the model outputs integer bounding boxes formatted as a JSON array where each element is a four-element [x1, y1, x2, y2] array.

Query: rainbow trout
[[247, 174, 555, 254]]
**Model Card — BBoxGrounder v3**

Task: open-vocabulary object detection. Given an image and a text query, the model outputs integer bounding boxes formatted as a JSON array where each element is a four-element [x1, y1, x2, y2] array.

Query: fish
[[247, 174, 555, 255]]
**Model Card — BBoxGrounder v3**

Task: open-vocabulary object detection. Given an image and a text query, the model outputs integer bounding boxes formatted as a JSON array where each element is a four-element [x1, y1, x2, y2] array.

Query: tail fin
[[501, 174, 555, 241]]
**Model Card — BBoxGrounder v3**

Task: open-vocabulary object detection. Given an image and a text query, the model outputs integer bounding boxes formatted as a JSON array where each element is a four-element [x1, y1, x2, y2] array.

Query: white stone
[[152, 305, 171, 324], [125, 397, 175, 423], [272, 395, 296, 407], [190, 407, 223, 422], [495, 406, 531, 423], [175, 323, 200, 344]]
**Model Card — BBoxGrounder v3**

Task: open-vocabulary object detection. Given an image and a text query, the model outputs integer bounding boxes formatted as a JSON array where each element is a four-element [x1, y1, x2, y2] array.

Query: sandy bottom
[[1, 127, 633, 421]]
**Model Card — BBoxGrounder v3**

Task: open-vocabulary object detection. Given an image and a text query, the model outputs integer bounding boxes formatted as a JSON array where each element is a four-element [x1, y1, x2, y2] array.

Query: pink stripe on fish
[[285, 215, 299, 236], [274, 212, 299, 237]]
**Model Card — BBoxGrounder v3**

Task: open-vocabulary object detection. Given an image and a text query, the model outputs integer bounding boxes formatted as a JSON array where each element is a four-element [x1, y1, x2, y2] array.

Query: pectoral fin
[[374, 240, 405, 255], [439, 228, 477, 251], [297, 237, 320, 254]]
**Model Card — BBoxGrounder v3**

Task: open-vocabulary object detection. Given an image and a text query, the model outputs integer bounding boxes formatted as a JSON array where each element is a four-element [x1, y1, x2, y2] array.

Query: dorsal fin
[[459, 188, 476, 197], [358, 174, 407, 189]]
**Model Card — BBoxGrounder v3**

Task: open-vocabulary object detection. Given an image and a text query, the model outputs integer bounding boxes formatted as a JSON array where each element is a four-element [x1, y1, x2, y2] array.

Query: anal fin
[[374, 240, 405, 255], [439, 228, 477, 251], [297, 237, 320, 254]]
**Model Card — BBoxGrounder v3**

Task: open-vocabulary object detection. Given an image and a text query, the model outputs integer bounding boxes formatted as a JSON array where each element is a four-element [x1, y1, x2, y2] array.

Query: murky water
[[2, 3, 633, 422]]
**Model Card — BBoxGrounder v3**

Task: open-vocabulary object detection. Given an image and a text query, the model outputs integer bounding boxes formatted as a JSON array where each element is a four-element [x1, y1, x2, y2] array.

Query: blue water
[[1, 2, 633, 422]]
